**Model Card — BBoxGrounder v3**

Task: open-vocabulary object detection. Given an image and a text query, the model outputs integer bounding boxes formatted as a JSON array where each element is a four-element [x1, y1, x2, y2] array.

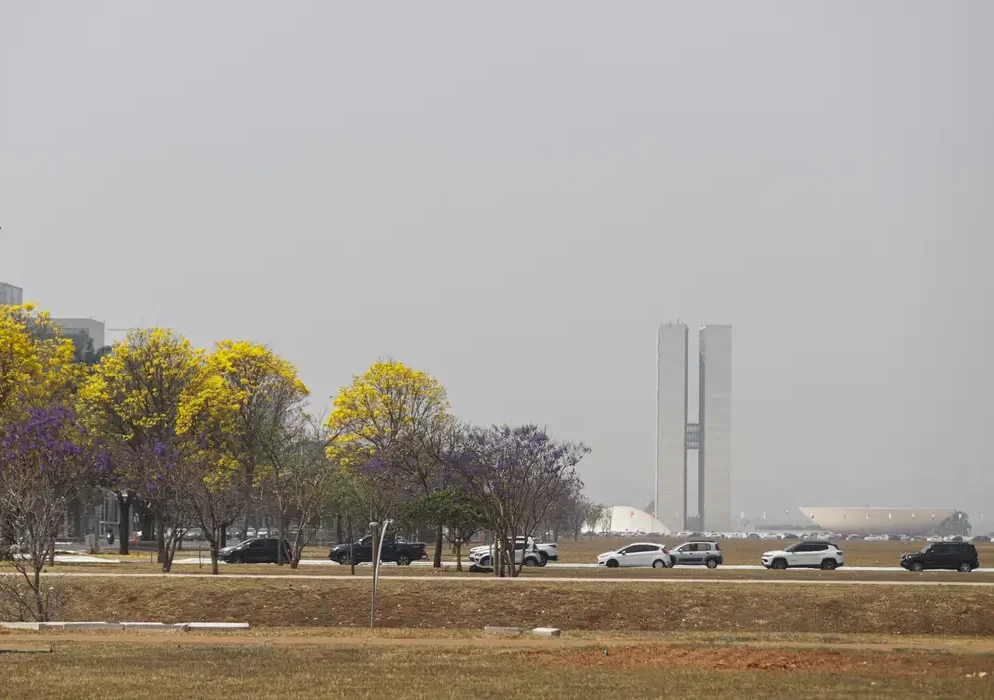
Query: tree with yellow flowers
[[176, 340, 309, 573], [77, 328, 203, 557], [325, 361, 450, 576], [0, 304, 76, 425]]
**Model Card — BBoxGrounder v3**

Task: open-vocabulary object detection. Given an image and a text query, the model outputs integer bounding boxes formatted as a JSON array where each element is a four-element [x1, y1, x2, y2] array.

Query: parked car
[[219, 538, 291, 564], [846, 534, 862, 541], [761, 541, 845, 570], [597, 542, 672, 569], [468, 538, 547, 570], [534, 541, 559, 562], [900, 542, 979, 572], [970, 535, 991, 543], [864, 534, 889, 541], [328, 535, 427, 566], [669, 541, 723, 568]]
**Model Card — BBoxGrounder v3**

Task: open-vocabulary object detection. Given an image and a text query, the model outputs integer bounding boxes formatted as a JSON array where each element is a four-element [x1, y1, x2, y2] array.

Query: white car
[[761, 541, 845, 570], [597, 543, 672, 569], [468, 538, 546, 570], [864, 534, 889, 541]]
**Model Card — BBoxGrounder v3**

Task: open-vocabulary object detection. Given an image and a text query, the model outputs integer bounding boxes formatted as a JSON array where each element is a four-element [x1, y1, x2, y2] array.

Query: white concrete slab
[[184, 622, 250, 630]]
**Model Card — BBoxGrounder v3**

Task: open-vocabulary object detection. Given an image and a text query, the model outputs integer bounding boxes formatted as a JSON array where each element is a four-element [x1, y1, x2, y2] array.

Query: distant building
[[655, 323, 733, 533], [53, 318, 106, 355], [589, 505, 672, 535], [800, 507, 958, 535], [0, 282, 23, 306]]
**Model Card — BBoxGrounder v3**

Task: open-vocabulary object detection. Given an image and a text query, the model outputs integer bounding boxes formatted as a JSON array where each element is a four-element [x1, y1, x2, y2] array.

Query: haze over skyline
[[2, 3, 991, 523]]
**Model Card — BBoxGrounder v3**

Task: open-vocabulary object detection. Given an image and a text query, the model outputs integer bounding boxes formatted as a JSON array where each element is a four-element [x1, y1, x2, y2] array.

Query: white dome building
[[590, 505, 672, 535], [799, 507, 957, 536]]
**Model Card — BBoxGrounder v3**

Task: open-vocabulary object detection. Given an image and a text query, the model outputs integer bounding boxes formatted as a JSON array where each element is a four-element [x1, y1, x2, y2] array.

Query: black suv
[[901, 542, 979, 572]]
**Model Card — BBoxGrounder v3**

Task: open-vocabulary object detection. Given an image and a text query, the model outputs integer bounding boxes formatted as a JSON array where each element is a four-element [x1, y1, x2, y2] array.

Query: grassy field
[[2, 632, 994, 699], [2, 576, 989, 635]]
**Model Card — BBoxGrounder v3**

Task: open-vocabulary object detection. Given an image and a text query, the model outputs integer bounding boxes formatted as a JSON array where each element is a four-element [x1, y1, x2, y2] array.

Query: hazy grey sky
[[2, 3, 991, 523]]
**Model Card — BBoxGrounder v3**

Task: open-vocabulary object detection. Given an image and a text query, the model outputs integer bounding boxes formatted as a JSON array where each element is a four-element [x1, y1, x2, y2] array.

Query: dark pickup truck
[[329, 535, 428, 566]]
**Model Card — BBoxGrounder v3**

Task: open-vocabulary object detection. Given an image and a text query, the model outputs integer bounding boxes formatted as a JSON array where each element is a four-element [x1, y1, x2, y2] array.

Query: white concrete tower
[[655, 323, 689, 533], [699, 324, 732, 532]]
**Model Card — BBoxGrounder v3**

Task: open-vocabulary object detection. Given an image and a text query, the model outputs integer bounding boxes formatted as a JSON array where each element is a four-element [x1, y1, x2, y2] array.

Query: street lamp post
[[370, 518, 392, 628]]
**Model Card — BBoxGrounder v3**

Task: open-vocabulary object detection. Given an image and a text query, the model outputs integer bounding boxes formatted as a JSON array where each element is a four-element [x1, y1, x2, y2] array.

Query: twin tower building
[[655, 323, 732, 534]]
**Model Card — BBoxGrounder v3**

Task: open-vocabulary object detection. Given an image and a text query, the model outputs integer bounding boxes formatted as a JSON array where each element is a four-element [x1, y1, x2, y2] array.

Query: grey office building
[[0, 282, 23, 306], [654, 323, 732, 533], [655, 324, 689, 533]]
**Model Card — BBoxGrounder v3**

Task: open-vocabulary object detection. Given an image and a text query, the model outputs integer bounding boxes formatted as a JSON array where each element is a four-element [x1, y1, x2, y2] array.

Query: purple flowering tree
[[131, 441, 189, 573], [0, 406, 109, 620], [461, 424, 589, 577]]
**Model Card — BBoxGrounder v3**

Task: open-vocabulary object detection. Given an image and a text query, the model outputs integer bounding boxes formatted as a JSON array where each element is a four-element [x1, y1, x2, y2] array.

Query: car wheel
[[652, 559, 666, 569], [958, 562, 973, 572], [606, 559, 619, 568], [706, 558, 719, 569], [396, 554, 411, 566], [479, 557, 491, 568], [771, 558, 788, 570], [910, 561, 924, 572], [539, 552, 549, 566], [523, 557, 538, 567], [820, 559, 837, 571]]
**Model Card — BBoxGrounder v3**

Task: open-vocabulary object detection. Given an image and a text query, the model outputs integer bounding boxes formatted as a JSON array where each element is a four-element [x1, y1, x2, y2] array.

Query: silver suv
[[669, 541, 723, 568]]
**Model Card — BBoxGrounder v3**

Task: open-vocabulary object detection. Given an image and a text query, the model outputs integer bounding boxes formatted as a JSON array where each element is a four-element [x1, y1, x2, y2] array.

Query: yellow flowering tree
[[0, 304, 76, 425], [176, 341, 309, 573], [76, 328, 203, 557], [325, 361, 450, 573]]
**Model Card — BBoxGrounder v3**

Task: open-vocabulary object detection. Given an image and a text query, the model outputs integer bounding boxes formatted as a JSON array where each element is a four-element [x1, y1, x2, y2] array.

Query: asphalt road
[[5, 570, 994, 586]]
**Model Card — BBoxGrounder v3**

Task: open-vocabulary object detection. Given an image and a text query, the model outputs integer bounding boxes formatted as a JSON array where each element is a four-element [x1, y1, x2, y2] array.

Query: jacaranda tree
[[0, 406, 109, 620]]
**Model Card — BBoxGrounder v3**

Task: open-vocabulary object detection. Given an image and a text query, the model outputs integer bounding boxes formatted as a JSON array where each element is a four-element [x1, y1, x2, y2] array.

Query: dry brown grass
[[9, 576, 991, 636], [2, 635, 993, 699]]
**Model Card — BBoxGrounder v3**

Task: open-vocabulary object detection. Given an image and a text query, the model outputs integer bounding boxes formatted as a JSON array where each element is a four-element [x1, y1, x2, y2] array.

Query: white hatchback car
[[597, 543, 672, 569]]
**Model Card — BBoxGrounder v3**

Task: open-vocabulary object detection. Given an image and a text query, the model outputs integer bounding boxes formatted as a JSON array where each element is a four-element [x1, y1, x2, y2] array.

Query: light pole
[[370, 518, 392, 628]]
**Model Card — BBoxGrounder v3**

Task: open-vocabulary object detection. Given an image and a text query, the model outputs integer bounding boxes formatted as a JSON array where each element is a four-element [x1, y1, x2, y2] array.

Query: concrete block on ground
[[0, 643, 51, 654], [120, 622, 172, 630], [532, 627, 562, 637], [0, 622, 41, 631], [56, 622, 123, 630], [184, 622, 250, 630], [484, 626, 523, 635]]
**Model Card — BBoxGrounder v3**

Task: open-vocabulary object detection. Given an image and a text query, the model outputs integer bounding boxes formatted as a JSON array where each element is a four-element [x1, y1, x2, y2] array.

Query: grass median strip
[[7, 577, 992, 636]]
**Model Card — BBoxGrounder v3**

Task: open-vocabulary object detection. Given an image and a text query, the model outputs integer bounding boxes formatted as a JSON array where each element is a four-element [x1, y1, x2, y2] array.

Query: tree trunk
[[347, 517, 355, 576], [433, 525, 443, 568], [33, 566, 44, 621], [455, 541, 462, 572], [116, 493, 131, 556], [277, 512, 286, 566], [155, 511, 165, 564], [210, 540, 219, 576]]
